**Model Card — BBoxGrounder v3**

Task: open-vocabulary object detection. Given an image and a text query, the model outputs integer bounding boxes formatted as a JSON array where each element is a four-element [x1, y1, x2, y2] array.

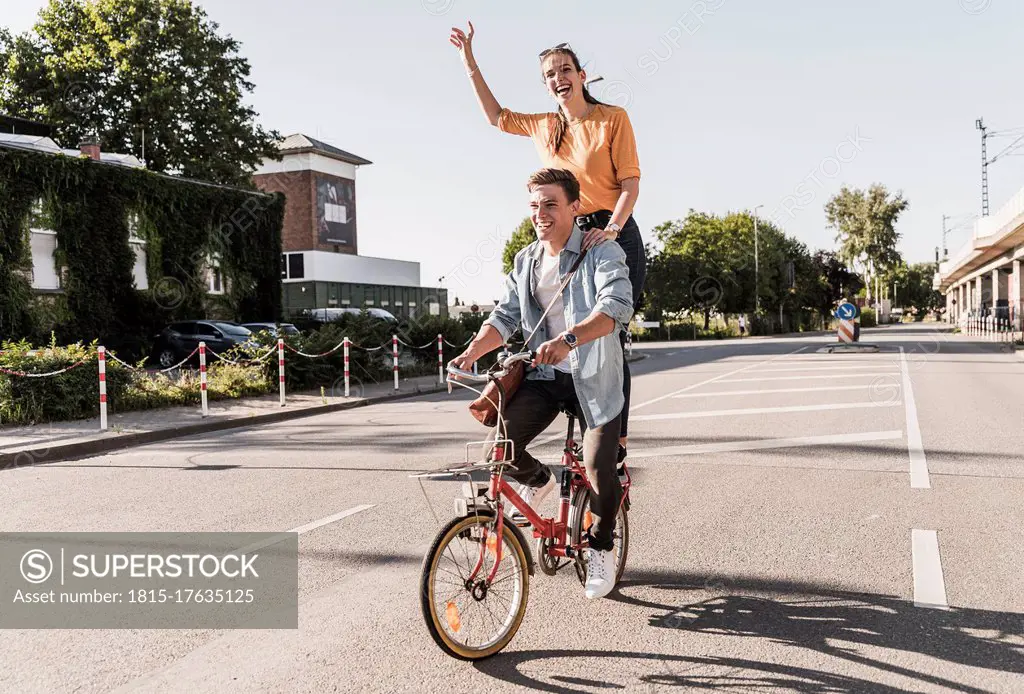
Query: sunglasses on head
[[538, 42, 572, 58]]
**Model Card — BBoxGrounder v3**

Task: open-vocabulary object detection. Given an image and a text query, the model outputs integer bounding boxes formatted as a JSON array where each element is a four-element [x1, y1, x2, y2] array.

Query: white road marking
[[233, 504, 376, 555], [672, 384, 885, 398], [530, 345, 810, 448], [912, 529, 949, 609], [754, 365, 899, 373], [632, 401, 899, 422], [537, 430, 904, 459], [631, 345, 811, 410], [718, 373, 897, 383], [900, 347, 930, 489]]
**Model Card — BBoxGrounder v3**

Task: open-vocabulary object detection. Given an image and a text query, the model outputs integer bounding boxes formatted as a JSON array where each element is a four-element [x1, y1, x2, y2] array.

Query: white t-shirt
[[533, 251, 571, 373]]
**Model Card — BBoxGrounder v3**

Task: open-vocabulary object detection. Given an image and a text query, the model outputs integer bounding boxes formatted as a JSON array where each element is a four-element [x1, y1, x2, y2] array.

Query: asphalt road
[[1, 324, 1022, 693]]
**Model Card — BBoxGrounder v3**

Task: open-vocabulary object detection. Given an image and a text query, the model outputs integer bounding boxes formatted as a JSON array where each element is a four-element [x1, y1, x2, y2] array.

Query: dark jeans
[[576, 211, 647, 439], [487, 372, 621, 552]]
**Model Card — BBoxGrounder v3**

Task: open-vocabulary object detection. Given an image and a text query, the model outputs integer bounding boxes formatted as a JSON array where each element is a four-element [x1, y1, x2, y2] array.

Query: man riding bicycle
[[451, 167, 634, 599]]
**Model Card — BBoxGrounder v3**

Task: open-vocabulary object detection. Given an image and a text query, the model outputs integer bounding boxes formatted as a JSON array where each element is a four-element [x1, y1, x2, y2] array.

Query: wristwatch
[[561, 332, 579, 350], [605, 222, 621, 239]]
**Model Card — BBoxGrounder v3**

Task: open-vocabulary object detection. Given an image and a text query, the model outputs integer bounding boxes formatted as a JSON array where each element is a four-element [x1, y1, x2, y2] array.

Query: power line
[[989, 133, 1024, 164]]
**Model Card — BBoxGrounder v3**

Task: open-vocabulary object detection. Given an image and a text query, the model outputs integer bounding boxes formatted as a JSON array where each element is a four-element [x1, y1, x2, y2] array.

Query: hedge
[[0, 314, 493, 426]]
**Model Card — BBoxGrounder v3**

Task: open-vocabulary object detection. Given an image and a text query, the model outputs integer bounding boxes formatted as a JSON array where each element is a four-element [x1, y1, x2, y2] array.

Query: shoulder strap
[[523, 250, 587, 345]]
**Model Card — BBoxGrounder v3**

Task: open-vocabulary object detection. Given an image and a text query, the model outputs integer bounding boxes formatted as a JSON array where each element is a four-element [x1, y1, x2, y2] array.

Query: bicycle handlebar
[[446, 351, 534, 383]]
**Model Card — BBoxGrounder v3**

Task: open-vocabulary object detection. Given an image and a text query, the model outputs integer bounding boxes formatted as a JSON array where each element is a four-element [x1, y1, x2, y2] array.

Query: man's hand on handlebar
[[447, 351, 477, 381], [533, 336, 571, 367]]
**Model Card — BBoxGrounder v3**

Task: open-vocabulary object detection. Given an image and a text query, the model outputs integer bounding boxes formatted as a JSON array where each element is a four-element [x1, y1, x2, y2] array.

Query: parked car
[[889, 308, 904, 324], [151, 321, 256, 368], [306, 307, 399, 324], [241, 322, 300, 338]]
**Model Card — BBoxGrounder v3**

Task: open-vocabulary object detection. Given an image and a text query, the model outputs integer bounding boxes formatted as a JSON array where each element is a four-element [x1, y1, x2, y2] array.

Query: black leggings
[[576, 212, 647, 440]]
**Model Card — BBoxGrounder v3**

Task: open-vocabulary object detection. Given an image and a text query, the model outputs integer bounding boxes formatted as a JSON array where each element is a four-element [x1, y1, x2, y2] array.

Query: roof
[[0, 133, 145, 168], [0, 114, 54, 137], [276, 134, 372, 166]]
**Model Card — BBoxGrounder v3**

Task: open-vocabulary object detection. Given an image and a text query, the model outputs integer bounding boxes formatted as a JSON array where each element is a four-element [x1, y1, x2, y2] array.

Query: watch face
[[564, 333, 578, 347]]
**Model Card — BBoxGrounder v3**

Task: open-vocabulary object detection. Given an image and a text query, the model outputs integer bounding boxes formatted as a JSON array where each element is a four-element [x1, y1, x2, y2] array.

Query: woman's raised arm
[[450, 21, 503, 127]]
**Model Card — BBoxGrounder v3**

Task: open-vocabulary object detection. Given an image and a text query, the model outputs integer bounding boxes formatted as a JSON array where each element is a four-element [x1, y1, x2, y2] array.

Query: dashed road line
[[632, 401, 900, 422], [718, 373, 897, 383], [234, 504, 376, 555], [912, 529, 949, 609], [672, 384, 882, 398]]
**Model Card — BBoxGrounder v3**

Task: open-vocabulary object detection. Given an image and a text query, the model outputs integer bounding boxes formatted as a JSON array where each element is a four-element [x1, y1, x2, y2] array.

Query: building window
[[29, 231, 59, 290], [205, 253, 224, 295], [208, 267, 223, 294], [288, 253, 305, 279], [130, 240, 148, 290]]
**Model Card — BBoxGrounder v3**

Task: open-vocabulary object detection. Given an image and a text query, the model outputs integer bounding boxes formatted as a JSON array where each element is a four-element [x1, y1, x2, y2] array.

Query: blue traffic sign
[[835, 302, 859, 320]]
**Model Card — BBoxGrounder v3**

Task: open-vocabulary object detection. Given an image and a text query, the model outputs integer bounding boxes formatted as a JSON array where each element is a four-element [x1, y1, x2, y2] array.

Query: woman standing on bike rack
[[449, 22, 646, 464]]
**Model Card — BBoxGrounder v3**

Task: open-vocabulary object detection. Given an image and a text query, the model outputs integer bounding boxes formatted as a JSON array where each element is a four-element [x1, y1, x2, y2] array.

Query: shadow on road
[[478, 649, 916, 694], [475, 568, 1021, 693]]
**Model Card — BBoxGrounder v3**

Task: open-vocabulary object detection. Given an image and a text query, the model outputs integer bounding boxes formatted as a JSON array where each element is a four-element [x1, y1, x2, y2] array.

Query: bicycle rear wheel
[[569, 486, 629, 585], [419, 513, 530, 660]]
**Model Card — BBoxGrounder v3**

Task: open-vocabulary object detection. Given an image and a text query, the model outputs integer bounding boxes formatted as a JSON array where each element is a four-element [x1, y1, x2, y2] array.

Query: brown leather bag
[[467, 250, 586, 427], [468, 358, 525, 427]]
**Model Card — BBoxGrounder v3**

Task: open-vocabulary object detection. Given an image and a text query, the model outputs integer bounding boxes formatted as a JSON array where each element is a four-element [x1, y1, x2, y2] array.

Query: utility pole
[[976, 118, 989, 217], [753, 205, 763, 315], [941, 215, 950, 259]]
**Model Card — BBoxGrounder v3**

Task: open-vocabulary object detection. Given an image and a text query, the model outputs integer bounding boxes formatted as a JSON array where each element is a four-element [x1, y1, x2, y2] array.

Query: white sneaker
[[508, 476, 556, 526], [584, 547, 616, 599]]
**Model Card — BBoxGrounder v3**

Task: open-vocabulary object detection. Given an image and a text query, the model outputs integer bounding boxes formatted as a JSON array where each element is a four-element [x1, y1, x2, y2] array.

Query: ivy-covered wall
[[0, 146, 284, 355]]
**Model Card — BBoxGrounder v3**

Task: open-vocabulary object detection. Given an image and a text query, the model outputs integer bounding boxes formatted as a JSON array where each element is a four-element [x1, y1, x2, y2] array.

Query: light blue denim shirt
[[484, 225, 634, 429]]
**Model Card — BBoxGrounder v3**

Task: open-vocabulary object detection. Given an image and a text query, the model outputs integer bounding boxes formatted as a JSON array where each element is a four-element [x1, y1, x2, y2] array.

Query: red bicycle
[[414, 351, 631, 660]]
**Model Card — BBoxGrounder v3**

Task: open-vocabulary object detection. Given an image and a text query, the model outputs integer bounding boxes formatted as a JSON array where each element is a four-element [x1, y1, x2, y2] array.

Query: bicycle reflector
[[445, 601, 462, 633]]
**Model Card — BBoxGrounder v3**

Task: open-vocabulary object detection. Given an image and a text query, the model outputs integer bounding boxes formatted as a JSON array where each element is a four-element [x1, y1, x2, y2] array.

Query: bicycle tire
[[568, 486, 630, 585], [419, 513, 530, 660]]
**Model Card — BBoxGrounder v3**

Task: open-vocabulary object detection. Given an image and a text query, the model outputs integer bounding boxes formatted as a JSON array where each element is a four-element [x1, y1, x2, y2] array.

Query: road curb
[[0, 383, 449, 468]]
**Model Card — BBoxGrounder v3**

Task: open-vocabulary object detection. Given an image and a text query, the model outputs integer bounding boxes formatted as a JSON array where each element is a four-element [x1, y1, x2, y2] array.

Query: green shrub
[[0, 338, 102, 425], [861, 308, 877, 327]]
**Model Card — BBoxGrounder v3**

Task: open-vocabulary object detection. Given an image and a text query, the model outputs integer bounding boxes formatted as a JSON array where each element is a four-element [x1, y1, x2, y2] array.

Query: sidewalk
[[1, 352, 649, 467], [0, 374, 448, 468]]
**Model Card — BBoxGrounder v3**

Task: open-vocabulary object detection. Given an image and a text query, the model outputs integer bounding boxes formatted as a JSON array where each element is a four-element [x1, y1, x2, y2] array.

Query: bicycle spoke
[[442, 543, 469, 584]]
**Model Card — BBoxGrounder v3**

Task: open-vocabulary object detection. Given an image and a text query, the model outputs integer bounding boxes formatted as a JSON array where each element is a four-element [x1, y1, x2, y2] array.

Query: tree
[[808, 250, 864, 328], [881, 260, 941, 318], [825, 184, 907, 304], [501, 217, 536, 274], [646, 211, 755, 329], [0, 0, 279, 186]]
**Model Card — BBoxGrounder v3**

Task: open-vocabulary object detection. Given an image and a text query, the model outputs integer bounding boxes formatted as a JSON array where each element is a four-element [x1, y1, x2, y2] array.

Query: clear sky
[[6, 0, 1024, 304]]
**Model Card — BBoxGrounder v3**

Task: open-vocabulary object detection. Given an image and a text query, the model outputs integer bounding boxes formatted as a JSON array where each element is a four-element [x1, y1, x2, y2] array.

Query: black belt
[[575, 210, 613, 231]]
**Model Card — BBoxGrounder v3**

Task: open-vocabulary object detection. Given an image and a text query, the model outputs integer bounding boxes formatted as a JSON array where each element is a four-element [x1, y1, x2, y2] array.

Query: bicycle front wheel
[[419, 513, 530, 660]]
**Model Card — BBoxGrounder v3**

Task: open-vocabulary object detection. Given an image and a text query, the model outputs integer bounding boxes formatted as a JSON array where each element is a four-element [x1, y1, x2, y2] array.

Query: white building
[[253, 134, 447, 319]]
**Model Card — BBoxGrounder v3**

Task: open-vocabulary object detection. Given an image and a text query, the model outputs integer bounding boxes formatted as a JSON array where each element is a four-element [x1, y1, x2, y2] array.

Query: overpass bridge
[[934, 186, 1024, 334]]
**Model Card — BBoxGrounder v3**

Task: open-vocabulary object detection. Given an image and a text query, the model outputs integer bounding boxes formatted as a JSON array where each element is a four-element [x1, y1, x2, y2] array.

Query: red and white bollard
[[437, 334, 444, 385], [199, 341, 209, 417], [343, 337, 351, 397], [393, 334, 399, 391], [278, 338, 286, 406], [98, 346, 108, 431]]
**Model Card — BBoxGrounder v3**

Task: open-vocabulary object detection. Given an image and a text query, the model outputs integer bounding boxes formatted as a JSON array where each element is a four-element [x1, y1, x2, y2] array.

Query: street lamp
[[753, 204, 763, 314]]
